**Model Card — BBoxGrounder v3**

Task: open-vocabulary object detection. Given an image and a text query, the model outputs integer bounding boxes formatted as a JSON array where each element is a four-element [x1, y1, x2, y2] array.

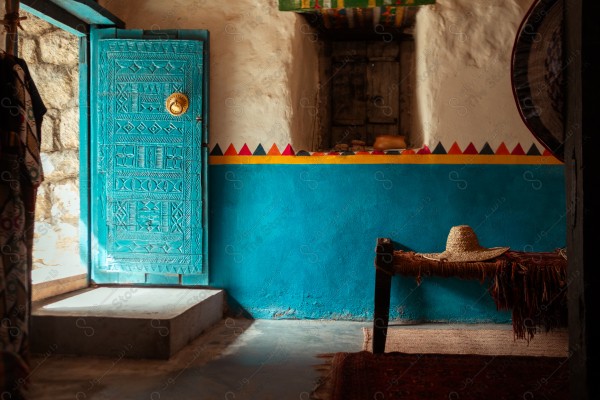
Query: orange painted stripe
[[209, 154, 563, 165]]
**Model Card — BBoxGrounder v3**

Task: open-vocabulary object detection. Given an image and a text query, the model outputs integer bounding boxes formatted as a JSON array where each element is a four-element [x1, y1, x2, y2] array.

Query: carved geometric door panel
[[90, 28, 209, 285]]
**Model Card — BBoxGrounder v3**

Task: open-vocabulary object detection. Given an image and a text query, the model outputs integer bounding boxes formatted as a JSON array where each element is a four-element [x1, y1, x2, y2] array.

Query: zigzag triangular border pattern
[[209, 142, 560, 157]]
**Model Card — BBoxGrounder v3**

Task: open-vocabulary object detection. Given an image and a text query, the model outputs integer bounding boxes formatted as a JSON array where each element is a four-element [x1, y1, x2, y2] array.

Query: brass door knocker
[[166, 93, 189, 116]]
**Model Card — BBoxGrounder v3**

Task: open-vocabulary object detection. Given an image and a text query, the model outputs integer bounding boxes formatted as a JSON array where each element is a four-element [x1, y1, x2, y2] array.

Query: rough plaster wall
[[99, 0, 542, 151], [99, 0, 320, 152], [17, 11, 81, 269], [414, 0, 538, 149]]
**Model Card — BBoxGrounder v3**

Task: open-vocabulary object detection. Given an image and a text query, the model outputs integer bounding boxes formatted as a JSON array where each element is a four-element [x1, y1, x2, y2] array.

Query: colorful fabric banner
[[279, 0, 436, 12], [312, 5, 415, 28]]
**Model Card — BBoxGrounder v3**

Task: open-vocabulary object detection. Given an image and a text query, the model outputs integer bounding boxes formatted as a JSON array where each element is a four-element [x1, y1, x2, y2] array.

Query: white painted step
[[31, 287, 224, 359]]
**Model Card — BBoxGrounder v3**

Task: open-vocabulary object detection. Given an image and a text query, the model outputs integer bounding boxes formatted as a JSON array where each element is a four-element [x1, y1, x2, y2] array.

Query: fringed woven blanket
[[387, 250, 567, 341]]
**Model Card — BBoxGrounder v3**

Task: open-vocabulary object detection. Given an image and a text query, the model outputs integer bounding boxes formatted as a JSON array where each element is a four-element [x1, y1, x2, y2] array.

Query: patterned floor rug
[[311, 350, 569, 400]]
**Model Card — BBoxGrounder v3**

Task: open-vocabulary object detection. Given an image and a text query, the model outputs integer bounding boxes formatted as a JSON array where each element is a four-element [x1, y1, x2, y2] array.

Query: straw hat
[[420, 225, 509, 262]]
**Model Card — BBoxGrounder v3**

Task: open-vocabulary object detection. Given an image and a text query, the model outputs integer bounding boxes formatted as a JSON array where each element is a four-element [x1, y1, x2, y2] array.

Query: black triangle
[[210, 144, 223, 156], [432, 143, 447, 154], [526, 144, 542, 156], [253, 144, 267, 155], [479, 143, 495, 155]]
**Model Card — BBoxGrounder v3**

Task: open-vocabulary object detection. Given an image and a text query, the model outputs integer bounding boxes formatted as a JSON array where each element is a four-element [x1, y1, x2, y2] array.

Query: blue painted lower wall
[[209, 163, 566, 322]]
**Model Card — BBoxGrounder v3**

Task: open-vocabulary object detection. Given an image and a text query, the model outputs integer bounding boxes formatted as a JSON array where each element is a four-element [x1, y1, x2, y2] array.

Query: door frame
[[20, 2, 202, 291], [22, 2, 210, 287], [20, 0, 124, 294]]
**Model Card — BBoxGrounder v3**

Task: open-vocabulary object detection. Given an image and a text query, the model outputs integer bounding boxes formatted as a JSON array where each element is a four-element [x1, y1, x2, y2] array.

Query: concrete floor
[[26, 318, 366, 400]]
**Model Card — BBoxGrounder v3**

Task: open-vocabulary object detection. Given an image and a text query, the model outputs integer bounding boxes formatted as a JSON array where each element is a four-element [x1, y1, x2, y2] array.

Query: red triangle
[[238, 144, 252, 155], [402, 149, 416, 155], [328, 151, 340, 155], [224, 144, 238, 156], [282, 144, 295, 156], [511, 143, 526, 155], [355, 151, 371, 155], [371, 150, 385, 155], [463, 143, 478, 154], [447, 142, 463, 154], [495, 143, 510, 155], [542, 149, 553, 156], [267, 144, 281, 155], [417, 145, 431, 155], [311, 152, 326, 156]]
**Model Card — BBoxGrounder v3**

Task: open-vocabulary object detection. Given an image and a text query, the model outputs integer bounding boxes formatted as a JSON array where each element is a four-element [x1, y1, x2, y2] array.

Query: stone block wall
[[18, 11, 81, 270]]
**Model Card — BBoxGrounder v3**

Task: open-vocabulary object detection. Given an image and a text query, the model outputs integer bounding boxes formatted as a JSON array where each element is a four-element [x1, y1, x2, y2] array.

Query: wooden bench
[[372, 238, 568, 353]]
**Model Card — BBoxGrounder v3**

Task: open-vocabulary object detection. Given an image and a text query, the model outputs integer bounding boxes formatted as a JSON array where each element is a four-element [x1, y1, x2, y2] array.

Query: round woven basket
[[511, 0, 565, 162]]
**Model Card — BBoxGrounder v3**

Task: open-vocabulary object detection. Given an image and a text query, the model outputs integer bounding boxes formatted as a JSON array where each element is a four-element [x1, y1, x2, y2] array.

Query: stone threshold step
[[31, 287, 224, 359], [31, 264, 88, 302]]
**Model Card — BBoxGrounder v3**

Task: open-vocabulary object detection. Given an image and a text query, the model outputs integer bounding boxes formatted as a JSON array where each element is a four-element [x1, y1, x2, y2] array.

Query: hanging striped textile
[[1, 51, 47, 400], [279, 0, 436, 12], [310, 4, 418, 29]]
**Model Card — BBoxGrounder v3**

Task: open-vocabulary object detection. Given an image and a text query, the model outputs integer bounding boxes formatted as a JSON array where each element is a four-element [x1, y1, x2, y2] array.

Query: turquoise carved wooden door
[[90, 28, 209, 285]]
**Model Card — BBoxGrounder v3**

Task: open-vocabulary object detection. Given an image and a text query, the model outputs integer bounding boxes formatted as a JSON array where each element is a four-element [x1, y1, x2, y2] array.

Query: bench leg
[[373, 268, 392, 353]]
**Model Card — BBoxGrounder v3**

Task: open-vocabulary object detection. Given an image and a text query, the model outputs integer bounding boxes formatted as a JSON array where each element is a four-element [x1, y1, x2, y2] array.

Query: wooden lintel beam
[[20, 0, 88, 36]]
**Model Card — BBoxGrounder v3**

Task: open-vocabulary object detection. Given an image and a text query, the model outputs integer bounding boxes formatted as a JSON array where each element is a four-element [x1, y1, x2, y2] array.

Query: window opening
[[327, 39, 414, 151], [301, 11, 417, 152], [18, 9, 86, 299]]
